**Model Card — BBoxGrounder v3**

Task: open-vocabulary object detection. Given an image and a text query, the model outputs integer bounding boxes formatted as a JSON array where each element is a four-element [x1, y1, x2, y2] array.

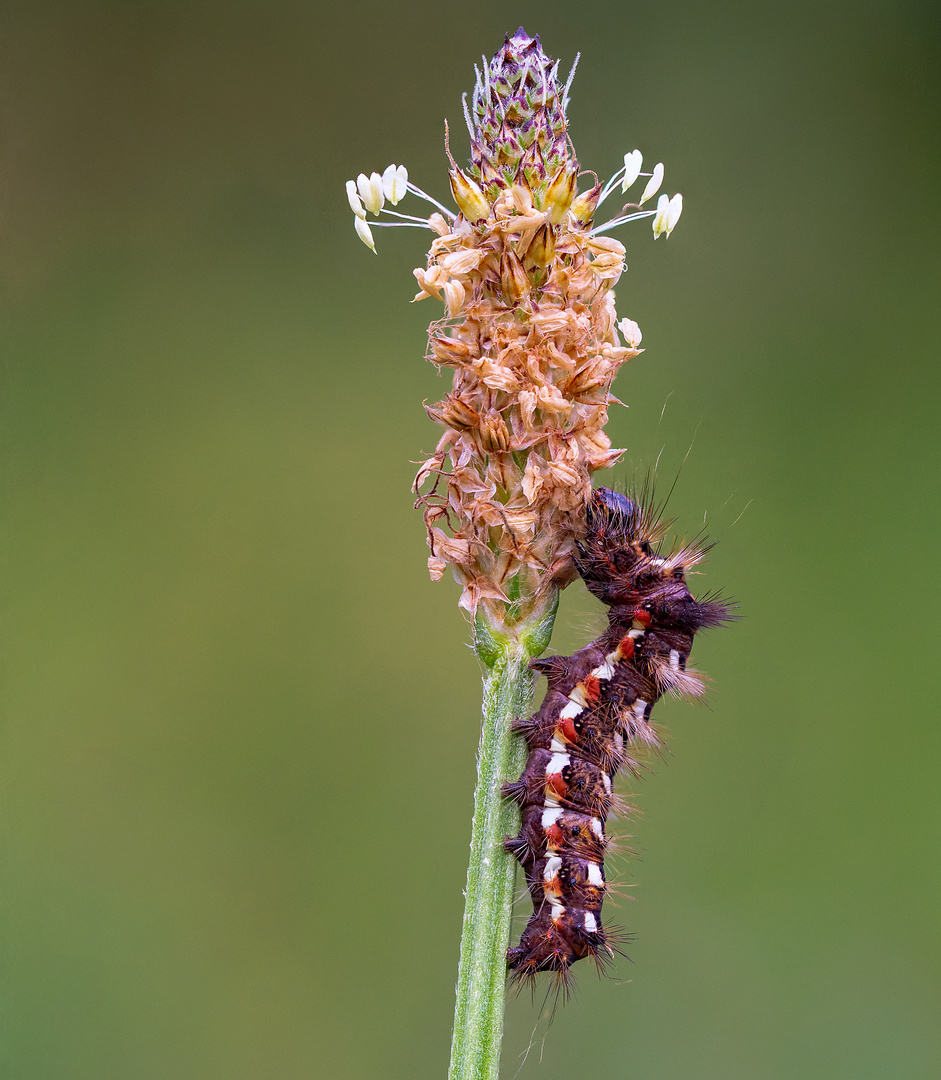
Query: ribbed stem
[[448, 598, 557, 1080]]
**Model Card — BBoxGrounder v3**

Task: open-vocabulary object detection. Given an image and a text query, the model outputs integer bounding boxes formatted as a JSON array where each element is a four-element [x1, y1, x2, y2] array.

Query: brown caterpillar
[[503, 486, 730, 989]]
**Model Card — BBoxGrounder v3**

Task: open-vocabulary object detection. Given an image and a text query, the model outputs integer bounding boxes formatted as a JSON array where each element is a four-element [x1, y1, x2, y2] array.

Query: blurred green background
[[4, 1, 940, 1077]]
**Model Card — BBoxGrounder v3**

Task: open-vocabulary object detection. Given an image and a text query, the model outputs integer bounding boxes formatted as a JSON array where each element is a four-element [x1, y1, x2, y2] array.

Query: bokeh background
[[4, 1, 940, 1077]]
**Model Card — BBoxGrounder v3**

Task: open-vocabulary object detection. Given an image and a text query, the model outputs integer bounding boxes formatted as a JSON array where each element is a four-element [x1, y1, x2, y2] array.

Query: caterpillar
[[503, 486, 730, 989]]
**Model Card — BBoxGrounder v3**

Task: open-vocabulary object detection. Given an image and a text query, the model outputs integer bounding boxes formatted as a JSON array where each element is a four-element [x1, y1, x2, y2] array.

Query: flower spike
[[347, 27, 687, 615]]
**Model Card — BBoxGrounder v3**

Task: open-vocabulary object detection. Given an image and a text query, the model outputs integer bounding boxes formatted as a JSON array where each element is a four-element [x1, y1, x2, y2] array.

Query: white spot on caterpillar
[[550, 737, 567, 753], [669, 649, 680, 670], [543, 856, 563, 882], [583, 911, 598, 933], [542, 807, 562, 829], [559, 700, 583, 720], [568, 684, 589, 708], [590, 817, 604, 838], [614, 732, 624, 753], [586, 862, 604, 887], [550, 904, 566, 923], [593, 658, 616, 681], [602, 772, 612, 794], [633, 699, 647, 722], [628, 628, 645, 640], [547, 752, 570, 774]]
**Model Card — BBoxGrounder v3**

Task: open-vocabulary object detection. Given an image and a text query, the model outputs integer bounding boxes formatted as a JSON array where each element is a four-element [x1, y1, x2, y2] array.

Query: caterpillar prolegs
[[503, 487, 730, 988]]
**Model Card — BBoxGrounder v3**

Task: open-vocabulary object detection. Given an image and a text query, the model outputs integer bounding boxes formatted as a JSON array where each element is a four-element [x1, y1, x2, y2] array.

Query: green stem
[[448, 598, 557, 1080]]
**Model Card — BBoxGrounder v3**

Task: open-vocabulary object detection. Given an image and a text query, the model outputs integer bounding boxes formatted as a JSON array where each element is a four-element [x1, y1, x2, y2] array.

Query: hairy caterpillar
[[503, 486, 730, 988]]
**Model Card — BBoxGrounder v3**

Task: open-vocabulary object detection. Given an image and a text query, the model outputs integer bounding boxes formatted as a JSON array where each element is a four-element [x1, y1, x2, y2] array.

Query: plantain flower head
[[346, 28, 684, 625]]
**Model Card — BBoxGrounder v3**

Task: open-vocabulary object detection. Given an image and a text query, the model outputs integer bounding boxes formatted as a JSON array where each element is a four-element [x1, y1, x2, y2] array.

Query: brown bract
[[413, 182, 642, 619]]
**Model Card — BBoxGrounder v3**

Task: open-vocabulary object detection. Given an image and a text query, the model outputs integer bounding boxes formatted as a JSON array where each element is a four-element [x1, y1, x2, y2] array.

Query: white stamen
[[405, 181, 456, 220], [621, 149, 643, 191], [652, 193, 671, 238], [346, 180, 366, 219], [357, 171, 385, 215], [590, 209, 657, 236], [381, 164, 408, 205], [370, 220, 435, 231], [597, 165, 626, 209], [378, 208, 435, 224], [354, 216, 376, 253], [666, 192, 683, 235], [640, 162, 664, 204]]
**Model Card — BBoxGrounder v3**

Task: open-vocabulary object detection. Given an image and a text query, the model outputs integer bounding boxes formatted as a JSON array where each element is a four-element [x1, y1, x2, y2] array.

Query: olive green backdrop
[[4, 1, 939, 1077]]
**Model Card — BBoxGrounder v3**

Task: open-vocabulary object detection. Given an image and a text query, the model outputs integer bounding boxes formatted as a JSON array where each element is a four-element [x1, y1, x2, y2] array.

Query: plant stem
[[448, 599, 557, 1080]]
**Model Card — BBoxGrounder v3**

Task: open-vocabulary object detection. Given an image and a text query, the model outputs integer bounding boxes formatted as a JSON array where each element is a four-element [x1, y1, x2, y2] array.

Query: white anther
[[346, 180, 366, 219], [652, 193, 671, 237], [354, 215, 376, 252], [640, 162, 664, 204], [621, 149, 643, 191], [382, 164, 408, 205], [356, 171, 385, 214], [666, 192, 683, 235]]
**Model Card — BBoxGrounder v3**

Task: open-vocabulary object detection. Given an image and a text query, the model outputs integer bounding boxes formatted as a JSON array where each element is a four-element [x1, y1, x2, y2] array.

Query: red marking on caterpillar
[[582, 675, 602, 703], [503, 486, 731, 992], [617, 634, 636, 660]]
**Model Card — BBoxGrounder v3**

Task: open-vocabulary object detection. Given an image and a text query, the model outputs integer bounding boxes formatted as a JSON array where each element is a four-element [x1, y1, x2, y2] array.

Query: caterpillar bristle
[[504, 484, 729, 991]]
